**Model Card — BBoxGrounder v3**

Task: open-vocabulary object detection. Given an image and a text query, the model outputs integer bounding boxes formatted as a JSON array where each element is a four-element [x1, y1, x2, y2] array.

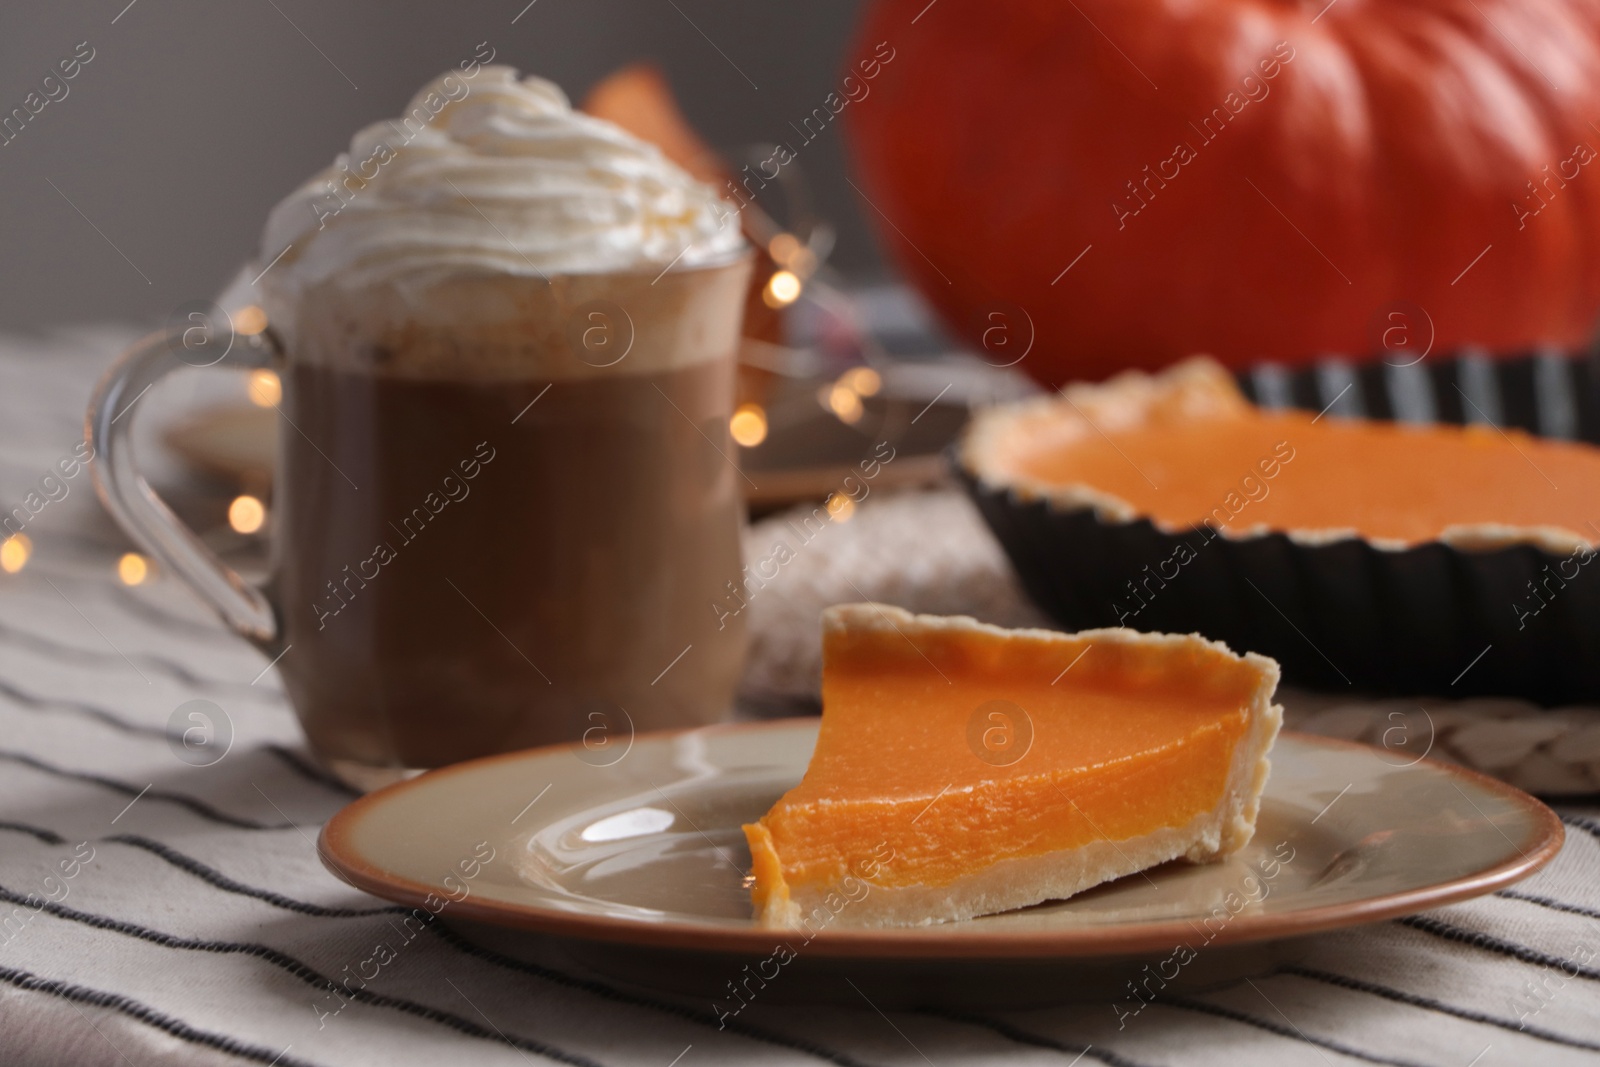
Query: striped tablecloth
[[3, 329, 1599, 1067]]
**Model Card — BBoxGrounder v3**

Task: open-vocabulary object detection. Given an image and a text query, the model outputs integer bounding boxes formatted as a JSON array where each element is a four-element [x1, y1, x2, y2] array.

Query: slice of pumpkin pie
[[742, 604, 1281, 928]]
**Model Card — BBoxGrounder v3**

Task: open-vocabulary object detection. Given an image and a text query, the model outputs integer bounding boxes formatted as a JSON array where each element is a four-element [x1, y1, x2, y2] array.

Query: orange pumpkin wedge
[[742, 604, 1281, 928], [962, 358, 1600, 554]]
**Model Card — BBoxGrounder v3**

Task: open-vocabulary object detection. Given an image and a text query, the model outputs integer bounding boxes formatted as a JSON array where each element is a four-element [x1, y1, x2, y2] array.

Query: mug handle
[[87, 325, 281, 649]]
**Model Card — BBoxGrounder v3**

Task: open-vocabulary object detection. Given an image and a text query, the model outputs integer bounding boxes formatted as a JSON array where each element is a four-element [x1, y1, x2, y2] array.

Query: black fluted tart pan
[[958, 350, 1600, 705]]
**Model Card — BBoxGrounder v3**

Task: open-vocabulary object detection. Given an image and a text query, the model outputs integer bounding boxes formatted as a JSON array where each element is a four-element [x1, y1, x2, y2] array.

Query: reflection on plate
[[319, 721, 1560, 1006]]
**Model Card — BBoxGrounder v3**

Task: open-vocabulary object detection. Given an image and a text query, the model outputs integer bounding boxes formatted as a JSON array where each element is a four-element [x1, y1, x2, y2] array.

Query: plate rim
[[318, 721, 1564, 960]]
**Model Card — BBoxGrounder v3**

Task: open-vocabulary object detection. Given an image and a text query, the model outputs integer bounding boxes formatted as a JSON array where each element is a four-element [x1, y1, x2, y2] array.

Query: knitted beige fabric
[[737, 489, 1050, 705], [1280, 690, 1600, 796]]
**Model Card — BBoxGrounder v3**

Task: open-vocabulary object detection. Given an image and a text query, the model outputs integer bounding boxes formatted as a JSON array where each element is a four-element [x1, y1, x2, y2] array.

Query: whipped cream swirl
[[258, 67, 743, 302]]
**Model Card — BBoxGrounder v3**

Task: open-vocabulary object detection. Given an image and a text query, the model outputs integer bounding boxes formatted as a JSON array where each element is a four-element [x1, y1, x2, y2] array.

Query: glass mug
[[90, 252, 753, 786]]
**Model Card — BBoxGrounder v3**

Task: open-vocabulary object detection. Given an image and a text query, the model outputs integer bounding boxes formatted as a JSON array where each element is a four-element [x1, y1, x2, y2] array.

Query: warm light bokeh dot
[[233, 305, 268, 336], [729, 403, 768, 448], [768, 233, 801, 265], [841, 367, 882, 397], [826, 383, 864, 425], [247, 369, 282, 407], [763, 270, 802, 308], [826, 493, 855, 523], [117, 552, 149, 586], [229, 495, 266, 534], [0, 534, 31, 574]]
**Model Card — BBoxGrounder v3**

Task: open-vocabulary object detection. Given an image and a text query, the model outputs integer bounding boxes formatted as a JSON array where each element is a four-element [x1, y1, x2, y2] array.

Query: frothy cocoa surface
[[282, 256, 750, 381]]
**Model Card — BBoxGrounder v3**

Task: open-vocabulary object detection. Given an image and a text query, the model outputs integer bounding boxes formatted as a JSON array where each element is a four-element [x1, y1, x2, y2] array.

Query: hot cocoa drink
[[249, 68, 751, 775], [91, 68, 753, 779], [270, 261, 752, 770]]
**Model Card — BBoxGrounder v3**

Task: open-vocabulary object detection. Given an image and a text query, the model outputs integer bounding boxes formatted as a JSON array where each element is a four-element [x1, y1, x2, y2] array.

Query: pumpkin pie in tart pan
[[958, 354, 1600, 705]]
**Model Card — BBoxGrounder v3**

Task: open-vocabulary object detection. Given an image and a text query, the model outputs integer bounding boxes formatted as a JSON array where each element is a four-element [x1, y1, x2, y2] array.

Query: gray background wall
[[0, 0, 879, 332]]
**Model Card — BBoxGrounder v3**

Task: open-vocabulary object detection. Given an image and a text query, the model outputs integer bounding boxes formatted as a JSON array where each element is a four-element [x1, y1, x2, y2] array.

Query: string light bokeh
[[0, 534, 30, 574]]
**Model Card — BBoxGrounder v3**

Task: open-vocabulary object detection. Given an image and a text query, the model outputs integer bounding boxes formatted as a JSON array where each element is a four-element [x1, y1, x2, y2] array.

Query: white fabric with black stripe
[[2, 331, 1598, 1067]]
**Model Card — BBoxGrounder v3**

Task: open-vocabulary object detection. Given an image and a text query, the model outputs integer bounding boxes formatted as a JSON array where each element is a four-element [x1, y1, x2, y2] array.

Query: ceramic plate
[[318, 722, 1561, 1004]]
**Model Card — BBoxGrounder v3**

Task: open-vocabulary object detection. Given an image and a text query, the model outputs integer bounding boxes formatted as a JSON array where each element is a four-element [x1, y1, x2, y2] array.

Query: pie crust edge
[[958, 356, 1595, 555]]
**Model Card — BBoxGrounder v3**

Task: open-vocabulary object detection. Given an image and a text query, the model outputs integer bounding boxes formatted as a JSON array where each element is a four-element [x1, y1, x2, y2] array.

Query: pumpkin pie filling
[[962, 358, 1600, 552], [743, 604, 1281, 928]]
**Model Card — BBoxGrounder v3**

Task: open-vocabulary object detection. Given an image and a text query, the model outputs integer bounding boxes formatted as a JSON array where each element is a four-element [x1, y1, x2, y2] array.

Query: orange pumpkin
[[845, 0, 1600, 384]]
